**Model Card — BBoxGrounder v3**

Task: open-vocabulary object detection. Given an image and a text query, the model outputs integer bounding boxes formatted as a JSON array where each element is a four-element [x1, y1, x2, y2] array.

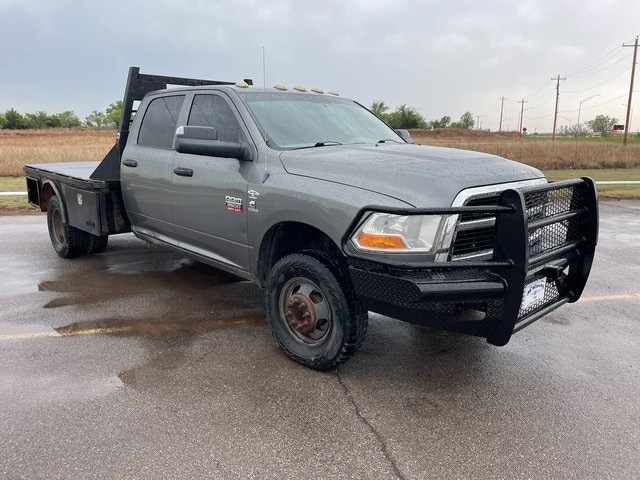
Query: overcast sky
[[1, 0, 638, 132]]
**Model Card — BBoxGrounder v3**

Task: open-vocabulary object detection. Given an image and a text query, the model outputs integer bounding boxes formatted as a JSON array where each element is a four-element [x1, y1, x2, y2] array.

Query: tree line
[[370, 101, 629, 137], [0, 100, 625, 137], [370, 101, 475, 130], [0, 101, 123, 130], [555, 115, 623, 137]]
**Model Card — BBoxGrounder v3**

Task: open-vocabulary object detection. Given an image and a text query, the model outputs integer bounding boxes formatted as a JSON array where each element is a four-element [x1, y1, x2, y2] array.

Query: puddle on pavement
[[118, 350, 187, 389], [0, 257, 41, 296], [37, 255, 247, 310], [38, 257, 241, 295], [56, 311, 266, 338]]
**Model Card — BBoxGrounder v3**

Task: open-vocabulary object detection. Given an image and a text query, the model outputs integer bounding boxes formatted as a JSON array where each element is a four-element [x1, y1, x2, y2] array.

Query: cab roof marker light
[[311, 87, 324, 94], [273, 83, 288, 91], [328, 90, 339, 96], [235, 80, 250, 88], [293, 85, 307, 92]]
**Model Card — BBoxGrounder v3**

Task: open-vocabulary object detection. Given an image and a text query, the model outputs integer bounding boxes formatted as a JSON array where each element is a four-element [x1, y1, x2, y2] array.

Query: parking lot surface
[[1, 200, 638, 479]]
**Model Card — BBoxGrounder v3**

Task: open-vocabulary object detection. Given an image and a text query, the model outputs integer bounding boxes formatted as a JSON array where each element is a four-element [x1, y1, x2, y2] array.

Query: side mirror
[[395, 129, 414, 144], [175, 125, 253, 161]]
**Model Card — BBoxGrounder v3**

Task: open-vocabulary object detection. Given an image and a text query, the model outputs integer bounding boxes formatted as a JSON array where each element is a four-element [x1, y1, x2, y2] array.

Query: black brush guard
[[345, 178, 598, 345]]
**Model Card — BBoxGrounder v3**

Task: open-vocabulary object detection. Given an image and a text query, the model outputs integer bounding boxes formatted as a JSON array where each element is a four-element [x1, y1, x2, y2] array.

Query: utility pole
[[551, 74, 567, 141], [476, 115, 481, 130], [517, 98, 528, 134], [622, 36, 638, 146], [498, 96, 506, 132]]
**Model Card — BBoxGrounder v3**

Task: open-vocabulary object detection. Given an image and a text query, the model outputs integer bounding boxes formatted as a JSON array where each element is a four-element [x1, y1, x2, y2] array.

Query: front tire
[[47, 195, 89, 258], [265, 253, 367, 370]]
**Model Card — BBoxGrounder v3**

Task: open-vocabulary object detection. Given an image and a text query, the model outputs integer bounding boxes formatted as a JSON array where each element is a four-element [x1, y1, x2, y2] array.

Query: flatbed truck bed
[[24, 161, 129, 238]]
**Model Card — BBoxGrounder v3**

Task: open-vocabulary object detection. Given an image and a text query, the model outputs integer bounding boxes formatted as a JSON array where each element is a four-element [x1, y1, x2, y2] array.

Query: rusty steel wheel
[[265, 253, 368, 371], [279, 277, 333, 346], [46, 195, 89, 258]]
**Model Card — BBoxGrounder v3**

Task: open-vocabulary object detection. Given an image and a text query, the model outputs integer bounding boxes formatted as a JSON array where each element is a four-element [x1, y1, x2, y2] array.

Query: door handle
[[173, 167, 194, 177], [122, 159, 138, 167]]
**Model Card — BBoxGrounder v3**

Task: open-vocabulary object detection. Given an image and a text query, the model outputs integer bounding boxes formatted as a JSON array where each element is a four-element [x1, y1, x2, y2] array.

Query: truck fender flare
[[41, 180, 68, 223]]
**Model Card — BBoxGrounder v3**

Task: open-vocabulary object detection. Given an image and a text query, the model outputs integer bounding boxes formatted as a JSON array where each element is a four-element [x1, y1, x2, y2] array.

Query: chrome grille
[[451, 194, 499, 260]]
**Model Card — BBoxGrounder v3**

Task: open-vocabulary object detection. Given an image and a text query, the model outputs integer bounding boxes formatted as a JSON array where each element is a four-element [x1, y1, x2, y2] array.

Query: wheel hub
[[285, 293, 318, 336], [52, 210, 64, 245]]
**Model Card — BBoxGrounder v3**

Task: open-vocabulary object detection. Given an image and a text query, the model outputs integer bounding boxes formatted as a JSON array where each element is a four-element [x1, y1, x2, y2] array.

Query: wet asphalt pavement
[[0, 200, 638, 479]]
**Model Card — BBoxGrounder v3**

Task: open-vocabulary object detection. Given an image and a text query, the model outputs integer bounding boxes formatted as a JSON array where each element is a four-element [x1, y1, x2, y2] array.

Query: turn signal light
[[356, 233, 407, 250]]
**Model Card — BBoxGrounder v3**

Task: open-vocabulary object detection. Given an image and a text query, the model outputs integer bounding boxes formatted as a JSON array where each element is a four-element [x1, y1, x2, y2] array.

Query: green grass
[[543, 168, 640, 181], [595, 185, 640, 199], [0, 176, 35, 211], [0, 177, 26, 191], [543, 168, 640, 199], [0, 195, 32, 209]]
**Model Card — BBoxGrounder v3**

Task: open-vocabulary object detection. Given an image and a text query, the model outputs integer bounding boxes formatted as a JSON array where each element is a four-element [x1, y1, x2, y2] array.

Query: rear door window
[[138, 95, 185, 148]]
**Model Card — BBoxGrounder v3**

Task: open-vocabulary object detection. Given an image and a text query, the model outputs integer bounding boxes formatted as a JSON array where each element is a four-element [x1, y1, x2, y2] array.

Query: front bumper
[[346, 178, 599, 345]]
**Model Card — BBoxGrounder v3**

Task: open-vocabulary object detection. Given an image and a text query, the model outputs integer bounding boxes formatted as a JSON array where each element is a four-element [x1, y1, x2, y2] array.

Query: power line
[[566, 49, 629, 79], [562, 92, 636, 113], [527, 112, 555, 120], [527, 81, 554, 101], [575, 50, 630, 77], [564, 65, 631, 94], [564, 43, 624, 78]]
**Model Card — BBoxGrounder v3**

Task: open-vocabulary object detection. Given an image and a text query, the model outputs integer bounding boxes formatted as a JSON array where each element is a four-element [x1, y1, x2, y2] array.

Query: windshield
[[238, 91, 403, 149]]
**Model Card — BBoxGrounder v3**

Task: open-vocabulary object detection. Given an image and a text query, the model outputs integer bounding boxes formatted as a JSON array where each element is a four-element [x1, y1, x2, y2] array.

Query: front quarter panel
[[246, 159, 412, 276]]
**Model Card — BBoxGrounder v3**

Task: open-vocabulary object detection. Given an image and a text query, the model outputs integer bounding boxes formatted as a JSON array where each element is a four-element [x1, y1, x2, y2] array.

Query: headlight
[[351, 213, 443, 253]]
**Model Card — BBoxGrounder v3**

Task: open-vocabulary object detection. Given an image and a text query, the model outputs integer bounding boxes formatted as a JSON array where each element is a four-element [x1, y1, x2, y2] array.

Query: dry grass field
[[0, 128, 639, 210], [1, 128, 639, 177], [0, 128, 115, 176], [409, 128, 640, 170]]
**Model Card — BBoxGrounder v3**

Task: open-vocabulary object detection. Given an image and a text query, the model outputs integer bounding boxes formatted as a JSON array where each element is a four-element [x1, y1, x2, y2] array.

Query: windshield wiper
[[292, 141, 343, 150], [377, 138, 401, 144]]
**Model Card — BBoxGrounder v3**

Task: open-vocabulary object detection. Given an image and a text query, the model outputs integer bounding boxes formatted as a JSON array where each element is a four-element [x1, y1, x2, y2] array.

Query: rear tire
[[86, 234, 109, 254], [265, 253, 368, 371], [47, 195, 89, 258]]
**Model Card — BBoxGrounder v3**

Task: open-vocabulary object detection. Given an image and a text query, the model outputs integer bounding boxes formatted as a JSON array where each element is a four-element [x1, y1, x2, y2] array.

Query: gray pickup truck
[[25, 67, 598, 370]]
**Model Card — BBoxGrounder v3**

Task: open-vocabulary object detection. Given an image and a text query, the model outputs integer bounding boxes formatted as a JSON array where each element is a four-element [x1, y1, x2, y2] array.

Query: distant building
[[612, 124, 625, 136]]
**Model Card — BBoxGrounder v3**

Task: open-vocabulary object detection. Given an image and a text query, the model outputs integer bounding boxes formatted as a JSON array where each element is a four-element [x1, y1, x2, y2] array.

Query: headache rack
[[346, 177, 598, 346]]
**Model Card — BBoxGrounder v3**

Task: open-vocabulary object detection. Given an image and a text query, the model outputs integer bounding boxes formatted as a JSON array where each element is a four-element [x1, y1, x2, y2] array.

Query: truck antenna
[[262, 46, 266, 91], [261, 46, 270, 183]]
